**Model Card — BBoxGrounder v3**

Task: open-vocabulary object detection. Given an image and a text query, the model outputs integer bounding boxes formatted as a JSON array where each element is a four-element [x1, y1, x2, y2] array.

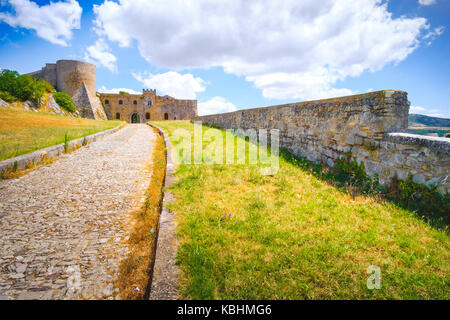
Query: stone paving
[[0, 124, 155, 300]]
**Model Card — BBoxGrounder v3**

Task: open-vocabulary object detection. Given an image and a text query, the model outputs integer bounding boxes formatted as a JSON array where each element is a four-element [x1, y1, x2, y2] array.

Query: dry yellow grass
[[115, 127, 166, 299], [0, 107, 122, 161]]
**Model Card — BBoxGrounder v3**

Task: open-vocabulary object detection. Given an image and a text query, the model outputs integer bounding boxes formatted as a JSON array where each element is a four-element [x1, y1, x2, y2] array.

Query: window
[[146, 113, 150, 120], [133, 100, 137, 105], [148, 101, 153, 106], [119, 100, 123, 105], [105, 99, 109, 105], [164, 113, 169, 120], [115, 113, 120, 120]]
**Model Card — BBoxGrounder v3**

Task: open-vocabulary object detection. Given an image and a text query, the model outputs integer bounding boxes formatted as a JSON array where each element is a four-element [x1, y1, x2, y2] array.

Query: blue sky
[[0, 0, 449, 117]]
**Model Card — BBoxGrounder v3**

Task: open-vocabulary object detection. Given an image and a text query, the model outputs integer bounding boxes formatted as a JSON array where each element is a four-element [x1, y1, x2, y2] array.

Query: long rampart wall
[[196, 90, 449, 193]]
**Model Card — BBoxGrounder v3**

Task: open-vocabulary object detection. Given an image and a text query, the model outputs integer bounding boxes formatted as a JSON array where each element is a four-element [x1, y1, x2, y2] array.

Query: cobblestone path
[[0, 124, 156, 300]]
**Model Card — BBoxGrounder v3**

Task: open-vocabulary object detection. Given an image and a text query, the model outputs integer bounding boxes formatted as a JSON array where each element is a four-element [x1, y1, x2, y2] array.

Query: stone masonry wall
[[196, 90, 449, 193], [28, 60, 107, 120], [99, 90, 197, 123], [28, 63, 57, 88]]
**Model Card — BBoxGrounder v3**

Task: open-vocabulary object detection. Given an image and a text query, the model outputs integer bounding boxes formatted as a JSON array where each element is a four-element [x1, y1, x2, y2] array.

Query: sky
[[0, 0, 449, 117]]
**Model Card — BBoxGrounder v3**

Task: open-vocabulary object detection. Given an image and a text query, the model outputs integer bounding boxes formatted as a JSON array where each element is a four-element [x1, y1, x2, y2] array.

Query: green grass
[[0, 107, 123, 161], [151, 120, 449, 300], [407, 128, 450, 138]]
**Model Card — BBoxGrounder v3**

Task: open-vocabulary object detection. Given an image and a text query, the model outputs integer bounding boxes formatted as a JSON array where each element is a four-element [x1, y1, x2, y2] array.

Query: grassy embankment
[[152, 120, 449, 300], [0, 106, 123, 162], [116, 127, 166, 299]]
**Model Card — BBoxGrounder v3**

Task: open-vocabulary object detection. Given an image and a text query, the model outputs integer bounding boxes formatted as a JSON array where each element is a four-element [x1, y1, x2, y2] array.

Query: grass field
[[152, 121, 449, 300], [0, 107, 123, 161], [407, 127, 450, 138]]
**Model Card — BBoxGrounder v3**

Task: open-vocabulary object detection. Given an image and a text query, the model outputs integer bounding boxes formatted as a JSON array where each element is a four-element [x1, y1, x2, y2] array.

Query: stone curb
[[0, 122, 126, 174], [146, 123, 179, 300]]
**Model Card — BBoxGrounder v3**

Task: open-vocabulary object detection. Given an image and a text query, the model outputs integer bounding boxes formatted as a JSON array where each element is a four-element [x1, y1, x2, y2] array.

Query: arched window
[[164, 113, 169, 120], [115, 113, 120, 120], [119, 100, 123, 105], [133, 100, 137, 105], [146, 112, 150, 120], [105, 99, 109, 105], [148, 101, 153, 106]]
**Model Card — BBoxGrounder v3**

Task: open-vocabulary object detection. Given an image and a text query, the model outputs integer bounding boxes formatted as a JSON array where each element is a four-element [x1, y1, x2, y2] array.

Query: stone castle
[[28, 60, 197, 122]]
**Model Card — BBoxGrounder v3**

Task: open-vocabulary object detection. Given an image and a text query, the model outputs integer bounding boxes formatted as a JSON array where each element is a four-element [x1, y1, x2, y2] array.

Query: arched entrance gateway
[[131, 113, 140, 123]]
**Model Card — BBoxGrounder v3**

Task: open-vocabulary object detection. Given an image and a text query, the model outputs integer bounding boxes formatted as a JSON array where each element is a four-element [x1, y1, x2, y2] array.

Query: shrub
[[0, 69, 19, 93], [13, 74, 46, 106], [386, 175, 449, 225], [119, 91, 129, 95], [53, 92, 76, 113], [0, 69, 51, 107], [334, 155, 372, 187], [41, 79, 55, 93], [0, 91, 17, 103]]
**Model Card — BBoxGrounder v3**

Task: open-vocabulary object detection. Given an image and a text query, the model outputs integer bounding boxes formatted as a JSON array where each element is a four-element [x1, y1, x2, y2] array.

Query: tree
[[0, 69, 54, 107], [53, 91, 77, 113], [0, 69, 19, 93]]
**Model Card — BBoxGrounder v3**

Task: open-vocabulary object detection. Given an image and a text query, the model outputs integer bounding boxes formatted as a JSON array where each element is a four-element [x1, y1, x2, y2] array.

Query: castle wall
[[196, 90, 449, 193], [56, 60, 96, 98], [28, 63, 57, 88], [29, 60, 107, 120]]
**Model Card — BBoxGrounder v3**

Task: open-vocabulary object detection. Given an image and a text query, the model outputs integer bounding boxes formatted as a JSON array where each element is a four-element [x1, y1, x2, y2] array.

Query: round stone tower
[[56, 60, 97, 98]]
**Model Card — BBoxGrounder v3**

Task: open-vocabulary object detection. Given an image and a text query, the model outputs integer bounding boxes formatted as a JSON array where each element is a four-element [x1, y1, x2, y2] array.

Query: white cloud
[[0, 0, 82, 46], [132, 71, 206, 99], [198, 97, 237, 116], [84, 38, 118, 72], [247, 71, 354, 100], [418, 0, 436, 6], [410, 106, 445, 118], [410, 106, 427, 113], [423, 26, 444, 46], [93, 0, 429, 101], [98, 86, 140, 94]]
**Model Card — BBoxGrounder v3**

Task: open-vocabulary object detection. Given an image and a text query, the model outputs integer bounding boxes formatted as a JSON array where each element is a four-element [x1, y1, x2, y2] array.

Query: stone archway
[[131, 113, 140, 123]]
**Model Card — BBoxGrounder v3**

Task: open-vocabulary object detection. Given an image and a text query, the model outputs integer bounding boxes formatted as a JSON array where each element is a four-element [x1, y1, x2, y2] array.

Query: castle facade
[[28, 60, 197, 122], [99, 89, 197, 123]]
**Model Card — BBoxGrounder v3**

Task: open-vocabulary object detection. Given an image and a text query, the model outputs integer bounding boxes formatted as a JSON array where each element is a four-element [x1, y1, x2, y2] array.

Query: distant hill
[[409, 114, 450, 127]]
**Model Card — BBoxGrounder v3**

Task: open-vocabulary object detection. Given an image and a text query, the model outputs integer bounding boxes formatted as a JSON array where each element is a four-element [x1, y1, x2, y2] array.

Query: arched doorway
[[164, 113, 169, 120], [131, 113, 140, 123]]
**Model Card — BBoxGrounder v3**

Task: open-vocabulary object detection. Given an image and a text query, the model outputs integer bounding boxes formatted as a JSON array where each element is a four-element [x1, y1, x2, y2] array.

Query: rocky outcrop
[[0, 94, 79, 117]]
